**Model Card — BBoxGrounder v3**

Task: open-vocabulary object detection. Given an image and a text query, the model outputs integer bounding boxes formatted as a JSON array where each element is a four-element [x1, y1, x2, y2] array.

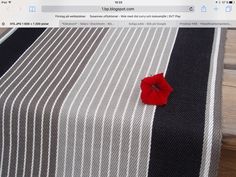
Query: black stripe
[[148, 28, 215, 177], [0, 28, 46, 77]]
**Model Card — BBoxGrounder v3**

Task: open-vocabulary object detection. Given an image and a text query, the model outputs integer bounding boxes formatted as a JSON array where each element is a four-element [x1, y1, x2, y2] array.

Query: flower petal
[[140, 73, 173, 106]]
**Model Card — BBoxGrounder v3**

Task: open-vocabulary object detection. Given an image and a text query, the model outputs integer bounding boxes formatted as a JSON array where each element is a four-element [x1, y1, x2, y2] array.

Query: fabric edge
[[209, 27, 226, 177], [0, 28, 17, 45], [199, 27, 226, 177]]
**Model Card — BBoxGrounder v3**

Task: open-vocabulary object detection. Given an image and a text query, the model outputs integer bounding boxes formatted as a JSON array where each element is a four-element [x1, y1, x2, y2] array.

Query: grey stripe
[[0, 27, 54, 176], [55, 27, 120, 177], [0, 27, 108, 177], [38, 27, 103, 177], [126, 29, 168, 177], [2, 27, 218, 177], [118, 27, 163, 177], [105, 28, 154, 177], [56, 27, 179, 177], [0, 29, 61, 105], [81, 28, 138, 177], [55, 27, 118, 177], [2, 27, 68, 177], [126, 28, 172, 177], [8, 27, 71, 177], [0, 28, 67, 177], [49, 28, 108, 177], [27, 28, 89, 177], [0, 28, 53, 88], [158, 28, 176, 73], [76, 28, 131, 177], [136, 28, 178, 177], [16, 28, 83, 177], [97, 28, 146, 177], [68, 28, 129, 177], [10, 28, 75, 177], [30, 28, 90, 177], [0, 28, 17, 45], [90, 28, 143, 177], [0, 28, 12, 39], [38, 28, 96, 177], [199, 28, 225, 177]]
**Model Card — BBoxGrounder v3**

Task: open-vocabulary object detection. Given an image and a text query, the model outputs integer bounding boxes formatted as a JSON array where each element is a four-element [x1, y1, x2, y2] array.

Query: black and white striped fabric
[[0, 27, 225, 177]]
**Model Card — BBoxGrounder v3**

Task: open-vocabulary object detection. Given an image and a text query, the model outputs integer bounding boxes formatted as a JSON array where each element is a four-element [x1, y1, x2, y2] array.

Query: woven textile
[[0, 27, 224, 177]]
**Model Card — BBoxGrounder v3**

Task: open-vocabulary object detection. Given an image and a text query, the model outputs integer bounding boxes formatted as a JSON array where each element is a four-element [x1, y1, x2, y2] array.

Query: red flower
[[140, 73, 173, 106]]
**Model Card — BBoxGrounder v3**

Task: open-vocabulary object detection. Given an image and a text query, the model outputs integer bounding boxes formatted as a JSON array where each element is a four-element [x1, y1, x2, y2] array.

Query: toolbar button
[[225, 5, 232, 12], [201, 5, 207, 12]]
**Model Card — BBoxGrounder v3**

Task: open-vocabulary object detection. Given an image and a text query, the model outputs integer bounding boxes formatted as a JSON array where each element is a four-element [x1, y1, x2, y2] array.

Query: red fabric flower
[[140, 73, 173, 106]]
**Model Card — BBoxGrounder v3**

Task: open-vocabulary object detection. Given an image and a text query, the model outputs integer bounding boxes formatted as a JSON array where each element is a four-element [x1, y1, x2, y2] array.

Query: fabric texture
[[0, 27, 224, 177]]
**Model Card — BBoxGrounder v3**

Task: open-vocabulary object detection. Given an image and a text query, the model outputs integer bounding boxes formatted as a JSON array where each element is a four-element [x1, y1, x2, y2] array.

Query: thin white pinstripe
[[0, 28, 64, 177], [10, 28, 73, 177], [45, 28, 105, 177]]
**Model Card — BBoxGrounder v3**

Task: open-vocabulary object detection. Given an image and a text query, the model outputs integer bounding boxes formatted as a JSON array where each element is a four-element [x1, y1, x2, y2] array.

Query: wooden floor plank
[[224, 29, 236, 70], [219, 28, 236, 177], [222, 85, 236, 136], [223, 69, 236, 87], [218, 148, 236, 177]]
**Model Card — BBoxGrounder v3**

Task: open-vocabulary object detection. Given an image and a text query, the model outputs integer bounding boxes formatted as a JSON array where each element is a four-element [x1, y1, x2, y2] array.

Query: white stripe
[[44, 28, 104, 177], [57, 27, 101, 177], [0, 29, 54, 94], [79, 28, 131, 177], [8, 28, 70, 177], [7, 28, 72, 177], [124, 28, 165, 177], [70, 28, 128, 177], [163, 28, 179, 75], [0, 28, 62, 177], [27, 28, 88, 177], [202, 28, 220, 177], [105, 28, 151, 177], [25, 28, 76, 177], [135, 28, 172, 177], [68, 28, 124, 177], [0, 28, 51, 86], [54, 28, 117, 177], [79, 28, 137, 177], [89, 27, 141, 177], [142, 29, 178, 176], [27, 28, 86, 177], [17, 28, 83, 177], [145, 28, 178, 177], [115, 28, 158, 177], [60, 30, 117, 176], [96, 28, 143, 177], [73, 28, 129, 177], [37, 27, 88, 177], [0, 28, 17, 45], [18, 28, 71, 177], [51, 27, 109, 177]]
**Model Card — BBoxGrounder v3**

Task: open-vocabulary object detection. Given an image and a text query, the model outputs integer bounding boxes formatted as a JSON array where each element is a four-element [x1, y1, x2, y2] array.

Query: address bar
[[41, 5, 194, 13]]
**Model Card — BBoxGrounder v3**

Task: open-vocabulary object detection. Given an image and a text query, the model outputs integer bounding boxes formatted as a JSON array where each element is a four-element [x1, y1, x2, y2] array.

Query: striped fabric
[[0, 27, 224, 177]]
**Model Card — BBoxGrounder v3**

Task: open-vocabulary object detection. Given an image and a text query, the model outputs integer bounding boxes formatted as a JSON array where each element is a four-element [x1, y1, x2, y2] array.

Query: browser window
[[0, 0, 236, 27], [0, 1, 235, 177]]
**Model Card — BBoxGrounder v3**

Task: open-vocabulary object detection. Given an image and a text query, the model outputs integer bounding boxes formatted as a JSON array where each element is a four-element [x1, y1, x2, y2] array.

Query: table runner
[[0, 27, 225, 177]]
